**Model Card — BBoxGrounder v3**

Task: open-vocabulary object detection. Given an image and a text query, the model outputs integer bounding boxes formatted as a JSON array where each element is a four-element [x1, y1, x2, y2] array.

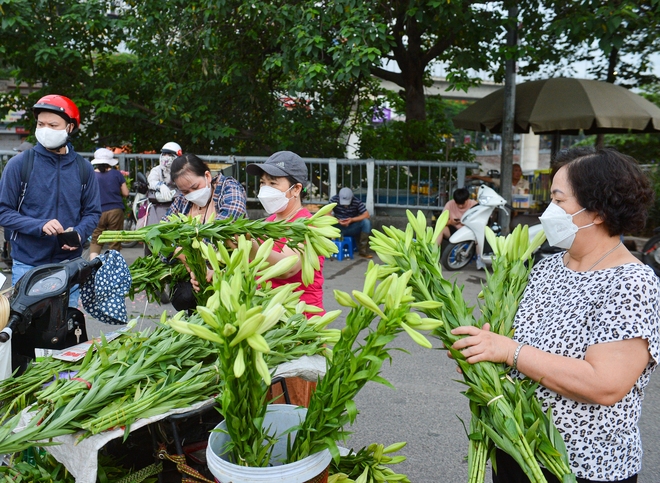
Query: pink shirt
[[443, 199, 477, 227], [266, 208, 325, 316]]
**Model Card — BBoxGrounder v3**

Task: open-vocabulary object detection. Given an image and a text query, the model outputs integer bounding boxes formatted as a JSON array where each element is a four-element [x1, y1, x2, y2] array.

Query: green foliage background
[[0, 0, 658, 167]]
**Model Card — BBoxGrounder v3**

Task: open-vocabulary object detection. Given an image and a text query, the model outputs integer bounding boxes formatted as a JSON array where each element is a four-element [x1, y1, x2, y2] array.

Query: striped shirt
[[165, 174, 248, 221], [328, 195, 367, 220]]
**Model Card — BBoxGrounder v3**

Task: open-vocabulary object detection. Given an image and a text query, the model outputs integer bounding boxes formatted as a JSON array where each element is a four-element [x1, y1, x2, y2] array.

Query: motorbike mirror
[[477, 185, 506, 206]]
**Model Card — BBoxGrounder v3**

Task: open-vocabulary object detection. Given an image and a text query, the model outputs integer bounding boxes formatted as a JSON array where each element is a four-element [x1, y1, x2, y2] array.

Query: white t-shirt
[[513, 177, 530, 194], [513, 254, 659, 480]]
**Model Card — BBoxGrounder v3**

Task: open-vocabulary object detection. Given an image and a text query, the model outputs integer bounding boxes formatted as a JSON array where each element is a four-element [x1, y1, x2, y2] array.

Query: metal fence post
[[118, 154, 127, 174], [457, 164, 466, 188], [328, 158, 337, 199], [366, 159, 375, 215], [229, 155, 237, 179]]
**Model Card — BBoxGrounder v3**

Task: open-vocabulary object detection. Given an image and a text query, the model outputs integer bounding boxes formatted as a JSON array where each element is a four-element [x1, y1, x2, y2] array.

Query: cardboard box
[[512, 194, 533, 209]]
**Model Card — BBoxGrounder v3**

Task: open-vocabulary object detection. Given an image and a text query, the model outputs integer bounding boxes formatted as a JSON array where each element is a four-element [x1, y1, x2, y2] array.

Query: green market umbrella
[[453, 78, 660, 153]]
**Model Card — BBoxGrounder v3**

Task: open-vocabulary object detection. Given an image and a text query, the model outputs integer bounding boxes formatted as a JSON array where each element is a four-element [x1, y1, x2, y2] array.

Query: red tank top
[[266, 209, 325, 316]]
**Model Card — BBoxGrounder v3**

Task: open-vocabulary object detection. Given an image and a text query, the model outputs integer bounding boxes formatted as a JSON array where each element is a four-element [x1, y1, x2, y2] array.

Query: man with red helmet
[[0, 94, 101, 307]]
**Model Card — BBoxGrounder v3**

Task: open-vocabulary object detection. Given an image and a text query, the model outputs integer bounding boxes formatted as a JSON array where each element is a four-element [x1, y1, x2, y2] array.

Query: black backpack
[[17, 148, 93, 212]]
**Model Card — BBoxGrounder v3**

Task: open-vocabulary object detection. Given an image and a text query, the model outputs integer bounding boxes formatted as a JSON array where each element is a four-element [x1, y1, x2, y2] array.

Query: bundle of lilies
[[369, 210, 576, 483]]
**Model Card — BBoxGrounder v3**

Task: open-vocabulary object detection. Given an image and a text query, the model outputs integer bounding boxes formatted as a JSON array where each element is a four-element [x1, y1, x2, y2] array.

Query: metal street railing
[[0, 151, 478, 213]]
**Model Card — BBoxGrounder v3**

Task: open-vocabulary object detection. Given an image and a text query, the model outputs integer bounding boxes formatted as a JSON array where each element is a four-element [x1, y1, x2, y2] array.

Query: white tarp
[[17, 355, 326, 483]]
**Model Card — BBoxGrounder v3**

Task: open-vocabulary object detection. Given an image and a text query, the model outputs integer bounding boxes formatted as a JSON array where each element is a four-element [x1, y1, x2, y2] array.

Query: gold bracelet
[[512, 343, 525, 372]]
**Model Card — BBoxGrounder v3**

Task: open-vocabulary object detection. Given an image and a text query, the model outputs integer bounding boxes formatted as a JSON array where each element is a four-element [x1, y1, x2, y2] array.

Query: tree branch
[[421, 0, 477, 67], [422, 33, 456, 67], [369, 66, 404, 87]]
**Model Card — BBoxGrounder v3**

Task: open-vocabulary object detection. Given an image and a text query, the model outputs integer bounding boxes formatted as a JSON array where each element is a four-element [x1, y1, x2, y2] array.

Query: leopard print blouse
[[513, 253, 660, 481]]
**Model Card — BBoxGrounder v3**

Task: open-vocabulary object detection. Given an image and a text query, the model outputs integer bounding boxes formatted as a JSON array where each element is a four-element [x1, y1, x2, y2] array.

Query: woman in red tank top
[[245, 151, 325, 316], [246, 151, 326, 407]]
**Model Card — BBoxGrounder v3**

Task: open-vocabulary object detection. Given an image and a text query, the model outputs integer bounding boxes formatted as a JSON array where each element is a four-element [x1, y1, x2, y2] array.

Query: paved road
[[2, 245, 659, 483]]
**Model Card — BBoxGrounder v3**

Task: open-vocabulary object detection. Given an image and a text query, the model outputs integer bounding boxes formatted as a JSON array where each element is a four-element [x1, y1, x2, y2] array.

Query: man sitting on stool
[[329, 187, 372, 259], [437, 187, 477, 245]]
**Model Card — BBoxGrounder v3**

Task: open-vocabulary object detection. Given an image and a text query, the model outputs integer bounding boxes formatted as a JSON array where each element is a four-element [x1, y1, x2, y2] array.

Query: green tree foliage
[[523, 0, 660, 87], [0, 0, 366, 156], [0, 0, 128, 148], [267, 0, 505, 125], [647, 164, 660, 231], [357, 93, 475, 161], [3, 1, 656, 160]]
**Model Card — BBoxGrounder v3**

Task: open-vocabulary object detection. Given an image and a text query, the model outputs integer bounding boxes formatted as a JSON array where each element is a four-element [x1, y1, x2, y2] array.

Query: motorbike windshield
[[477, 186, 505, 206]]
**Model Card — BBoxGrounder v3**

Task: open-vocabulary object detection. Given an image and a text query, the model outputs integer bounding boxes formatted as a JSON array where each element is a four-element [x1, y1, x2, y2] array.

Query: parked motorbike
[[440, 185, 556, 271], [0, 257, 102, 375], [122, 172, 149, 248], [642, 227, 660, 277]]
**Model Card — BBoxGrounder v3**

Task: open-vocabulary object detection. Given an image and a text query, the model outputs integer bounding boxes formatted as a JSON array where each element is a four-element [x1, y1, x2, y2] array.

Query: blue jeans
[[338, 218, 371, 240], [12, 259, 80, 308]]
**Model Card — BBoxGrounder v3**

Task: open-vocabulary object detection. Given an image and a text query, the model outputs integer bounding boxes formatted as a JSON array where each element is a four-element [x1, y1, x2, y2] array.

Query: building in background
[[0, 79, 41, 150]]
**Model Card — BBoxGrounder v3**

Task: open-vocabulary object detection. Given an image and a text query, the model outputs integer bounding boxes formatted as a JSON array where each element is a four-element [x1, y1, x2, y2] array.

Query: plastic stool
[[332, 238, 354, 261]]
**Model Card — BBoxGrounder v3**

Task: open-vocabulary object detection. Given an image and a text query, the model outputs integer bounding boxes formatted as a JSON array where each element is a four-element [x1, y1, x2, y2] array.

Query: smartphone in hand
[[57, 230, 80, 248]]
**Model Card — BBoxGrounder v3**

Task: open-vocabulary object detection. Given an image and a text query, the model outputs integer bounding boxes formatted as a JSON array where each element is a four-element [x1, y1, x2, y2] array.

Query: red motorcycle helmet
[[32, 95, 81, 133]]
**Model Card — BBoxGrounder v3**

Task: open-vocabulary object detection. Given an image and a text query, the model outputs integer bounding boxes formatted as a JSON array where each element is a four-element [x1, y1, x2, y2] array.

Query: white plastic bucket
[[206, 404, 332, 483]]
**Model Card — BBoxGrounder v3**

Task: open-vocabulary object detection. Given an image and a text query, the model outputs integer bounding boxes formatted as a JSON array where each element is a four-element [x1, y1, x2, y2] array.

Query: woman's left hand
[[451, 323, 517, 365], [190, 268, 214, 292]]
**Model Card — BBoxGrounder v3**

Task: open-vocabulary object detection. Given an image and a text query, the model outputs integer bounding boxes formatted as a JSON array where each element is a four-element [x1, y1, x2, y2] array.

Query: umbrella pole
[[551, 132, 561, 160], [499, 5, 518, 236]]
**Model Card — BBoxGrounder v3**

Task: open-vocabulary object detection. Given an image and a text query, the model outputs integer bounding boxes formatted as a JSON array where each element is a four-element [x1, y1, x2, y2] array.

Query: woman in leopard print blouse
[[452, 149, 659, 483]]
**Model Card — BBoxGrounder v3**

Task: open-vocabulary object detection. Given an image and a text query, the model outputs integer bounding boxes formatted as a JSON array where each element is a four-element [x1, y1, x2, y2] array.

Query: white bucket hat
[[91, 147, 118, 166]]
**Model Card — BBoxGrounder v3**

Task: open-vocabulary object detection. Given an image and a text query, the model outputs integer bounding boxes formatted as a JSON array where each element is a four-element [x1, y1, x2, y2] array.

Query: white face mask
[[35, 126, 69, 150], [257, 185, 294, 214], [184, 179, 212, 207], [539, 202, 594, 249]]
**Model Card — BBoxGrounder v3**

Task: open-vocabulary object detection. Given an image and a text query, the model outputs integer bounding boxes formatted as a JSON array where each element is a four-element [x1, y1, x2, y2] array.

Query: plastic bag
[[0, 330, 12, 381]]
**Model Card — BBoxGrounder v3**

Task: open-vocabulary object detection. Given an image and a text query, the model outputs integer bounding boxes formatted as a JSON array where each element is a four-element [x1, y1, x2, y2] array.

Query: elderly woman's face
[[551, 167, 591, 222]]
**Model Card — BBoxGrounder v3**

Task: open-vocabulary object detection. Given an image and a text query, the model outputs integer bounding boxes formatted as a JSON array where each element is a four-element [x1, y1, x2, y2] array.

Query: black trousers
[[170, 280, 197, 312], [492, 449, 638, 483]]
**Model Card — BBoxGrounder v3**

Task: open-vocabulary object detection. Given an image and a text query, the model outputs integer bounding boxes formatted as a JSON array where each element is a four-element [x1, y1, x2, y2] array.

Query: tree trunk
[[403, 73, 427, 122], [596, 47, 619, 150]]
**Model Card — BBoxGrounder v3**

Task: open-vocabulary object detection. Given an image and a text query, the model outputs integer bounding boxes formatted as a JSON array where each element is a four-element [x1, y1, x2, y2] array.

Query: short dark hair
[[285, 175, 307, 200], [551, 146, 596, 178], [171, 153, 210, 182], [559, 148, 653, 236], [453, 188, 470, 204]]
